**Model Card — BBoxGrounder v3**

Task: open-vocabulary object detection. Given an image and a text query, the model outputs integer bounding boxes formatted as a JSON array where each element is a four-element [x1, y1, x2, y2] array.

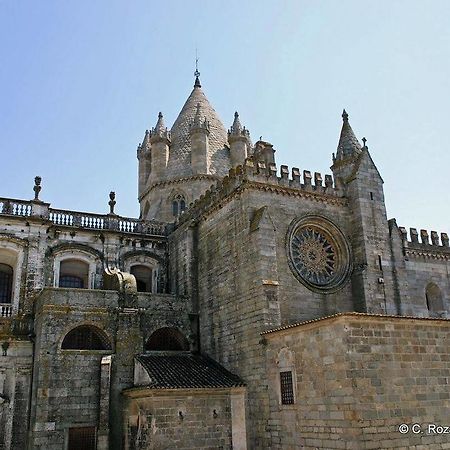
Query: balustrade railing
[[0, 197, 32, 217], [0, 304, 12, 318], [0, 196, 166, 236]]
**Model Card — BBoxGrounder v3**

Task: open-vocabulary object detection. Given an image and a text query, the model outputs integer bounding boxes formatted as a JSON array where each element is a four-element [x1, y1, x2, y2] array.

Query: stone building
[[0, 74, 449, 449]]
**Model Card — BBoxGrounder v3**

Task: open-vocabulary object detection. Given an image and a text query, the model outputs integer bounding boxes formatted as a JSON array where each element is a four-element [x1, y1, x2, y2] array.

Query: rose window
[[287, 217, 351, 292]]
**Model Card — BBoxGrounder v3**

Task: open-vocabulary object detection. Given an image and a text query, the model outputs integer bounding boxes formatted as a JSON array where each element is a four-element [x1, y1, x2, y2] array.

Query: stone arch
[[0, 236, 27, 316], [51, 246, 101, 289], [122, 250, 163, 294], [145, 327, 189, 351], [61, 324, 112, 350], [425, 282, 444, 315]]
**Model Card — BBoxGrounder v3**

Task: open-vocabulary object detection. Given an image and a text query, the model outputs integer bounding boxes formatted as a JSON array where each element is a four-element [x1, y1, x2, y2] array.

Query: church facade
[[0, 76, 449, 449]]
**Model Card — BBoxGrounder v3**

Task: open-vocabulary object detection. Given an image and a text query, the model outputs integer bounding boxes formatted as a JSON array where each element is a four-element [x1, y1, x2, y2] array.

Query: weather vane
[[194, 47, 200, 79]]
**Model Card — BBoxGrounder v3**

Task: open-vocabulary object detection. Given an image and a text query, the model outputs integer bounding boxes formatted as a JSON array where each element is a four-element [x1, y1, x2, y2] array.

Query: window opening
[[0, 263, 13, 303], [62, 326, 111, 350], [68, 427, 96, 450], [130, 265, 152, 293], [145, 327, 189, 351], [280, 371, 294, 405]]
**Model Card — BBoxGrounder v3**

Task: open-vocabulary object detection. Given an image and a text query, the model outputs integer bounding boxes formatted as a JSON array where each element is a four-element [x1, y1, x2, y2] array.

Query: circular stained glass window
[[287, 216, 351, 293]]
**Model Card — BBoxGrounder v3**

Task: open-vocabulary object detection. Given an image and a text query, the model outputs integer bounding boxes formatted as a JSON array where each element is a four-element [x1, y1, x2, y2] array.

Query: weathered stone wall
[[0, 340, 33, 450], [28, 288, 190, 450], [123, 389, 233, 450], [265, 314, 450, 449]]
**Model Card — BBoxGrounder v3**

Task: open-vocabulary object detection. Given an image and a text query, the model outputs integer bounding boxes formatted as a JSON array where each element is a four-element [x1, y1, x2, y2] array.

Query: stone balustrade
[[0, 197, 167, 236], [0, 304, 12, 318]]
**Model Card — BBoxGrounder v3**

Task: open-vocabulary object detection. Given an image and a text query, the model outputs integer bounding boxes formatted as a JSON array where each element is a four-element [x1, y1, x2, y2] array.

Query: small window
[[68, 426, 96, 450], [0, 263, 13, 303], [130, 265, 152, 293], [62, 326, 111, 351], [145, 327, 189, 351], [280, 371, 294, 405]]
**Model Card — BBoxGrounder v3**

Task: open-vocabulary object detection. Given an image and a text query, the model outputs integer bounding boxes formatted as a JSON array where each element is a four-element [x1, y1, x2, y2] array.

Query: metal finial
[[362, 137, 367, 148], [194, 48, 201, 87], [109, 191, 116, 215], [33, 176, 42, 201]]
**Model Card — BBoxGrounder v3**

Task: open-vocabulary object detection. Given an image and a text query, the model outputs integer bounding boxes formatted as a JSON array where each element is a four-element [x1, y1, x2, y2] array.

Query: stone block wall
[[264, 313, 450, 449], [123, 389, 233, 450]]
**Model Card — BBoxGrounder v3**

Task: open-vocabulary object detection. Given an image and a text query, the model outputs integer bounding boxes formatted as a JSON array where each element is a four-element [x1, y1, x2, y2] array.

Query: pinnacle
[[154, 112, 166, 133], [336, 109, 362, 161]]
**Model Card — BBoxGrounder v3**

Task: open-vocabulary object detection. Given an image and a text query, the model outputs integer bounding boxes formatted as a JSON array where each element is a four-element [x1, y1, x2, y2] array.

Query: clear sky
[[1, 1, 449, 233]]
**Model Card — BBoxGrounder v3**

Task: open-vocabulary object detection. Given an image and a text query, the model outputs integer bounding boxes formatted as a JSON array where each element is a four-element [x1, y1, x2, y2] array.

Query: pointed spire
[[228, 111, 251, 142], [142, 129, 150, 148], [335, 109, 362, 161], [154, 112, 165, 133], [150, 112, 171, 143], [230, 111, 243, 134]]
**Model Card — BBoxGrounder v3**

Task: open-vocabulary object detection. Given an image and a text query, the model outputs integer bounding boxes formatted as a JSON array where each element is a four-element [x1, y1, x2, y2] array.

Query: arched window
[[61, 325, 111, 350], [172, 194, 186, 218], [425, 283, 444, 314], [130, 265, 152, 293], [0, 263, 13, 303], [145, 327, 189, 351], [59, 259, 89, 289]]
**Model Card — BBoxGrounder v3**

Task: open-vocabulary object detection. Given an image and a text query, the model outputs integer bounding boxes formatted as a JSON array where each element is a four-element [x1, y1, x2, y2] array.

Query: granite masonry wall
[[123, 389, 235, 450], [264, 314, 450, 449]]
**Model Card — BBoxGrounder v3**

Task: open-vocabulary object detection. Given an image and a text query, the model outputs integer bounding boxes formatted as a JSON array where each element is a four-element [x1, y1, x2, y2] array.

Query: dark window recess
[[172, 195, 186, 217], [62, 326, 111, 350], [378, 255, 383, 271], [68, 427, 96, 450], [370, 192, 374, 200], [59, 275, 84, 288], [145, 327, 189, 351], [280, 371, 294, 405], [0, 263, 13, 303]]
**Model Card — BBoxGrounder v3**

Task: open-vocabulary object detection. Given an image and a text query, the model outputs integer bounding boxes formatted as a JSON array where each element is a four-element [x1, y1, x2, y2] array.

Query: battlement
[[177, 159, 345, 225], [398, 226, 449, 248]]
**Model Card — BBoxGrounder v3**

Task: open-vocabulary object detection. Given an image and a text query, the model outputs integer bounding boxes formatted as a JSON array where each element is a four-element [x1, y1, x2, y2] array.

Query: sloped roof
[[136, 352, 245, 389], [167, 83, 230, 177]]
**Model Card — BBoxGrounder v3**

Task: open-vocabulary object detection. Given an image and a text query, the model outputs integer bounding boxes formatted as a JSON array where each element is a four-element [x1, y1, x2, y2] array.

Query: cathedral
[[0, 74, 449, 450]]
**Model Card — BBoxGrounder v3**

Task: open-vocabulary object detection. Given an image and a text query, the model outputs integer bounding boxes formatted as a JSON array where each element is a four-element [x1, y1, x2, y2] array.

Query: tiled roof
[[136, 352, 245, 389], [168, 84, 230, 178]]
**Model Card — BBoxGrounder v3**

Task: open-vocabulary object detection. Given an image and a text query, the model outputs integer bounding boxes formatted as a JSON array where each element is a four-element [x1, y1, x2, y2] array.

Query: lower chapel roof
[[135, 351, 245, 389]]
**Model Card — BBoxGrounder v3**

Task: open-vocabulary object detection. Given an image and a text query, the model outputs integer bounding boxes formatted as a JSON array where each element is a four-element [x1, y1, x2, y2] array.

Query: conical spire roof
[[336, 109, 362, 161], [230, 111, 243, 134], [168, 79, 229, 177]]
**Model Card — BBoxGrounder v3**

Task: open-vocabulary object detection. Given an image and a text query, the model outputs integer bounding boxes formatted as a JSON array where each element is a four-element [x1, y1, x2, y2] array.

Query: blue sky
[[1, 1, 449, 233]]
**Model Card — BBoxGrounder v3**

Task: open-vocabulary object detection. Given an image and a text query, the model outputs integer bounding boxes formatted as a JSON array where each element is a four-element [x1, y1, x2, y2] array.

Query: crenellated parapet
[[177, 157, 345, 225], [397, 226, 450, 260]]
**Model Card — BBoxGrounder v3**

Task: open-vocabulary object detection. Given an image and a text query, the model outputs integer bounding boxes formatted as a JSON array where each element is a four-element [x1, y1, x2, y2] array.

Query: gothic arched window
[[145, 327, 189, 351], [172, 194, 186, 218], [0, 263, 13, 303], [61, 325, 111, 350]]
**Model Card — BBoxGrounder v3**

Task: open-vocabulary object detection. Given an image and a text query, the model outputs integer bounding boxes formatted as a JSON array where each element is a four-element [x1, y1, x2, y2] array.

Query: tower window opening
[[0, 263, 13, 303], [370, 192, 374, 200], [425, 282, 444, 315]]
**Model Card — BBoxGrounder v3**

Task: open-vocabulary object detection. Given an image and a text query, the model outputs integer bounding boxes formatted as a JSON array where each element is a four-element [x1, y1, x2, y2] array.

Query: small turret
[[190, 103, 210, 174], [228, 112, 251, 167], [149, 112, 171, 181], [137, 130, 151, 197]]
